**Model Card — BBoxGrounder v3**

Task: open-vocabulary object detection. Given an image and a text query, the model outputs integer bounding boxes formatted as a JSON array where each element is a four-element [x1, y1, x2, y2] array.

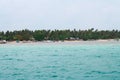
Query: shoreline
[[1, 39, 120, 45]]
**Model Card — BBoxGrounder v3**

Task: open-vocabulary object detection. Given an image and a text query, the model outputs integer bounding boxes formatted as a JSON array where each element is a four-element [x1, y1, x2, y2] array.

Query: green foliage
[[0, 28, 120, 41], [14, 35, 23, 40], [33, 30, 46, 41]]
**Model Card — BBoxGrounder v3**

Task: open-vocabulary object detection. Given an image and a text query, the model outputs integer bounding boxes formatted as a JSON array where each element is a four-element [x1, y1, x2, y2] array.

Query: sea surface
[[0, 42, 120, 80]]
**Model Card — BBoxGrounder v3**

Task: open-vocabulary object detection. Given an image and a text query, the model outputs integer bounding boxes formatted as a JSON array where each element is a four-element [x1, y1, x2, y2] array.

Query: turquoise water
[[0, 43, 120, 80]]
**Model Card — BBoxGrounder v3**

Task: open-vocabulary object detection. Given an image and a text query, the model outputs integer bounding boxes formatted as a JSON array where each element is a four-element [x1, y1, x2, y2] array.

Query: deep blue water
[[0, 43, 120, 80]]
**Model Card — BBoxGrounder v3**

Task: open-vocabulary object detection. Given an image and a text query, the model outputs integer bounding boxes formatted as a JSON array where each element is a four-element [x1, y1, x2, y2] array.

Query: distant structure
[[0, 40, 7, 44]]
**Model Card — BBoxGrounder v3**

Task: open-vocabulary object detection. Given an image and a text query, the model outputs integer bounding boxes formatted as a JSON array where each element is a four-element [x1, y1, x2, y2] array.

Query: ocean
[[0, 42, 120, 80]]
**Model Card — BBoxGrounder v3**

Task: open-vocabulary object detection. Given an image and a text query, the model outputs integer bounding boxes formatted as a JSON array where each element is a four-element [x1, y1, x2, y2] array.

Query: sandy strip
[[2, 39, 119, 46]]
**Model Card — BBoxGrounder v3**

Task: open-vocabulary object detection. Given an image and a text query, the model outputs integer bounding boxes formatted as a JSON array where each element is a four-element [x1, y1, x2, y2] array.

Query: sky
[[0, 0, 120, 31]]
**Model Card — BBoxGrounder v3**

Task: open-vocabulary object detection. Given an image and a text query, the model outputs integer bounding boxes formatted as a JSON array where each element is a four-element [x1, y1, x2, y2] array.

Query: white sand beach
[[2, 39, 119, 46]]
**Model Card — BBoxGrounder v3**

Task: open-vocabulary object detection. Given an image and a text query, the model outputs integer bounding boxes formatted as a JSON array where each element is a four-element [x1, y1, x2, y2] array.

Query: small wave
[[16, 59, 24, 61], [51, 75, 58, 78], [60, 68, 69, 72], [17, 79, 25, 80], [50, 54, 58, 56], [0, 58, 24, 61], [43, 65, 60, 68], [12, 73, 22, 76], [36, 71, 41, 73], [0, 58, 14, 60], [86, 70, 120, 75], [84, 75, 94, 78], [66, 76, 75, 80]]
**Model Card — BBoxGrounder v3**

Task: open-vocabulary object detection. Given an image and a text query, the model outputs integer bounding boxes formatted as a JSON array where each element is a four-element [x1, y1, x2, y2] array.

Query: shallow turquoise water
[[0, 43, 120, 80]]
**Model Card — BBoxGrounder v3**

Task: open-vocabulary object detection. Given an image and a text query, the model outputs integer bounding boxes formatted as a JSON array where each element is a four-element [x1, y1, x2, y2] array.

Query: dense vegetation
[[0, 28, 120, 41]]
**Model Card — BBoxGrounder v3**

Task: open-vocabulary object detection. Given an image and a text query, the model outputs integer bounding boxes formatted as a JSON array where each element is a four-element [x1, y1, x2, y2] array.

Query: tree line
[[0, 28, 120, 41]]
